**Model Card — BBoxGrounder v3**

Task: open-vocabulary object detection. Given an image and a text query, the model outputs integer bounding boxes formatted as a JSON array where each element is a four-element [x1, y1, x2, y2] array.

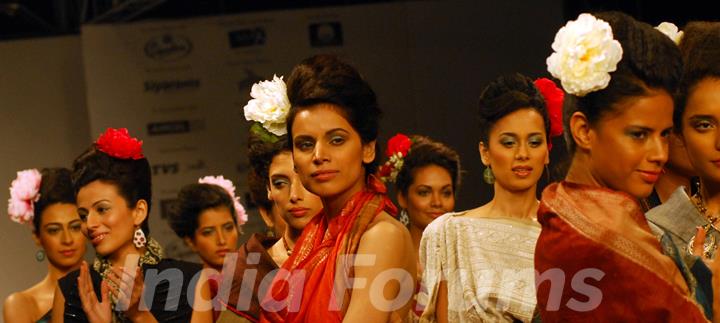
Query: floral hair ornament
[[547, 13, 623, 97], [198, 175, 248, 225], [243, 75, 291, 143], [95, 128, 144, 160], [534, 78, 565, 151], [655, 22, 683, 45], [379, 133, 413, 183], [8, 169, 42, 224]]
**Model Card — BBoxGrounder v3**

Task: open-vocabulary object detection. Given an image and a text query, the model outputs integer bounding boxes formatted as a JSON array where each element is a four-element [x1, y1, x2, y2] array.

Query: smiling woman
[[50, 128, 202, 323], [260, 55, 416, 323], [3, 168, 86, 323]]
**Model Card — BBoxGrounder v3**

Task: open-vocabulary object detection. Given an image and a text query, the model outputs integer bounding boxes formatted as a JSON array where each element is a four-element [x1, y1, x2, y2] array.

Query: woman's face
[[681, 78, 720, 186], [188, 206, 238, 269], [583, 90, 673, 198], [481, 108, 549, 192], [268, 151, 323, 231], [291, 104, 376, 201], [34, 203, 87, 269], [77, 180, 145, 257], [398, 164, 455, 230]]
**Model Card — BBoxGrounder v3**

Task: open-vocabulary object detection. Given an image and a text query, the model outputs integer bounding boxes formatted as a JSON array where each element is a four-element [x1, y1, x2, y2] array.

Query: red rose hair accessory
[[95, 128, 144, 160], [534, 78, 565, 150], [379, 133, 413, 183], [7, 169, 42, 224]]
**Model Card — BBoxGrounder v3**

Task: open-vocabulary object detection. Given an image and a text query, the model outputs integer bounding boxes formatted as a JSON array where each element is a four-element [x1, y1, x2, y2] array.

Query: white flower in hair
[[655, 22, 683, 45], [243, 75, 290, 136], [546, 13, 623, 97]]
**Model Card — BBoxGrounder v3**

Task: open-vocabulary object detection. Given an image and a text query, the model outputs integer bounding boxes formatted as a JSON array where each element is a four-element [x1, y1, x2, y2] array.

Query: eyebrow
[[498, 132, 544, 137], [688, 114, 716, 120], [78, 199, 110, 211], [43, 219, 82, 228]]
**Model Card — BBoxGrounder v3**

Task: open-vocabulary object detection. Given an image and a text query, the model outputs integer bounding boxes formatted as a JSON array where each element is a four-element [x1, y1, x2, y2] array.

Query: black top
[[58, 258, 202, 323]]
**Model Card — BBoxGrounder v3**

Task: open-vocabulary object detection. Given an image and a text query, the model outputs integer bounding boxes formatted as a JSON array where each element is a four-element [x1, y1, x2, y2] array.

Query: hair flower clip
[[244, 75, 291, 141], [546, 13, 623, 97], [95, 128, 144, 160], [655, 22, 684, 45], [8, 169, 42, 224], [198, 175, 248, 225], [379, 133, 413, 183], [534, 78, 565, 150]]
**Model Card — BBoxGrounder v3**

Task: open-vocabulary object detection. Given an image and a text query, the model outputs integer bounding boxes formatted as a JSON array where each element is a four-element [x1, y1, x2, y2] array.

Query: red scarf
[[260, 176, 397, 323]]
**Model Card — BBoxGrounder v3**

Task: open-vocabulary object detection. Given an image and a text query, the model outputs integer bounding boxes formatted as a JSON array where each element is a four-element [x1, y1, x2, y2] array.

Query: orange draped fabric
[[260, 176, 397, 323], [535, 181, 708, 322]]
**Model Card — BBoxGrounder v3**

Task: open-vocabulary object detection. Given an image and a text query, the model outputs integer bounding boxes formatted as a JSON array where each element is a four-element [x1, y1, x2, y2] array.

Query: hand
[[105, 266, 151, 322], [77, 261, 112, 323]]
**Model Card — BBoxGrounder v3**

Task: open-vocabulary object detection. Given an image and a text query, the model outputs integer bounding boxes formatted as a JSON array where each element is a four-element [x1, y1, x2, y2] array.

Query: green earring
[[483, 166, 495, 185]]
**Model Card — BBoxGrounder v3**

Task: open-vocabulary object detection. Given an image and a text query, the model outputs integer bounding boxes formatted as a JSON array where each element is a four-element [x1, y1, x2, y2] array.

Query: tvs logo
[[144, 34, 193, 61], [228, 27, 266, 48]]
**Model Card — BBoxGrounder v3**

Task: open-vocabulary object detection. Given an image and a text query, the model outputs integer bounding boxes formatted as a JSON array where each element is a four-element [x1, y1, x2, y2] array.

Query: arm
[[190, 269, 214, 323], [343, 215, 416, 323], [436, 281, 448, 323], [4, 292, 33, 323]]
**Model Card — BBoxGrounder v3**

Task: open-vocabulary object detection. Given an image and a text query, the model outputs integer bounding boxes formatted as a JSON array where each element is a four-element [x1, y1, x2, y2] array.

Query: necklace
[[687, 192, 718, 258], [281, 237, 293, 256]]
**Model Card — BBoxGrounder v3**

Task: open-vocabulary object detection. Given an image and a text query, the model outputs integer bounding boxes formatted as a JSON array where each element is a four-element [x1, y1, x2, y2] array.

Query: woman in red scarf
[[535, 12, 714, 321], [260, 55, 416, 322]]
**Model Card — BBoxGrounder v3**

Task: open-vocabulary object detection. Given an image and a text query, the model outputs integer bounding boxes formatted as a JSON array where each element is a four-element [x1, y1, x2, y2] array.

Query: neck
[[488, 181, 539, 219], [45, 261, 77, 284], [283, 226, 303, 251], [109, 242, 144, 268], [655, 168, 691, 203], [323, 177, 366, 218], [701, 178, 720, 216], [565, 153, 604, 189], [409, 224, 423, 255]]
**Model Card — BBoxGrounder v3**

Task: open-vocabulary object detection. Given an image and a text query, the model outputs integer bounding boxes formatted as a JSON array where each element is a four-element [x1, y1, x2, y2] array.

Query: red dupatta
[[535, 181, 708, 322], [260, 176, 397, 323]]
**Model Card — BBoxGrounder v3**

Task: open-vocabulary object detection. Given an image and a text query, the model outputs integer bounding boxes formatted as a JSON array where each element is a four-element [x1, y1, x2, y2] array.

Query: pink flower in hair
[[198, 175, 248, 225], [8, 169, 42, 224]]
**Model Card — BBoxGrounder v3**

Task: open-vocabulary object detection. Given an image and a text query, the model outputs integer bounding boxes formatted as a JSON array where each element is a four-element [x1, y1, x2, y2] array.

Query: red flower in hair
[[386, 133, 412, 158], [534, 78, 565, 150], [95, 128, 144, 160]]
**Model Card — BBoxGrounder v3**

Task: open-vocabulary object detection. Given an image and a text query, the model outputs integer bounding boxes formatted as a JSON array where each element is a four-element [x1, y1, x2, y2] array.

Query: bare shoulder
[[364, 211, 411, 243], [4, 290, 34, 321]]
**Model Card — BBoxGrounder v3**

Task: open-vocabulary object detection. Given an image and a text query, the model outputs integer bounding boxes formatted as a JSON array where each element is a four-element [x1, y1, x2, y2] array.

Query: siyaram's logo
[[144, 34, 193, 61], [144, 79, 200, 93]]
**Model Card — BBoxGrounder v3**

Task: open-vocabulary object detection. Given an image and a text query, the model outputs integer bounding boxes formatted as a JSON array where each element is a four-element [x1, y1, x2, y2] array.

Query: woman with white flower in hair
[[4, 168, 87, 323], [535, 12, 713, 321]]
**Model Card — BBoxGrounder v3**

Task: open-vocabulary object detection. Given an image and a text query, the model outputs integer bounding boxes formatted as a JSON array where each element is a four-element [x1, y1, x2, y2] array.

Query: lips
[[289, 207, 310, 218], [512, 166, 533, 178], [712, 160, 720, 168], [426, 212, 445, 219], [90, 232, 108, 246], [311, 170, 339, 182], [216, 248, 230, 257], [637, 170, 662, 184], [59, 249, 76, 257]]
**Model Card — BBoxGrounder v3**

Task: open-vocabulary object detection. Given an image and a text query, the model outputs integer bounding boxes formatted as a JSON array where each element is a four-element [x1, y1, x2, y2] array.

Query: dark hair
[[33, 168, 76, 232], [675, 21, 720, 131], [563, 12, 682, 152], [285, 54, 382, 175], [167, 183, 236, 239], [247, 131, 290, 211], [395, 136, 462, 196], [71, 146, 152, 235], [478, 73, 550, 144]]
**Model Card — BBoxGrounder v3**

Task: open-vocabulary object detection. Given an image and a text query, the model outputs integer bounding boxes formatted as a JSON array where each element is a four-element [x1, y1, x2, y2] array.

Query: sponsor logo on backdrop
[[145, 34, 193, 61], [152, 163, 180, 176], [159, 198, 179, 220], [187, 159, 207, 171], [144, 79, 200, 93], [148, 120, 191, 135], [228, 27, 266, 48], [309, 22, 343, 47]]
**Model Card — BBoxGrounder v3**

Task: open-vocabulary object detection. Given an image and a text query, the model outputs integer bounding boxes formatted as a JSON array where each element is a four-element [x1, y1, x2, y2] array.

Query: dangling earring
[[483, 166, 495, 185], [265, 227, 276, 238], [398, 209, 410, 226], [35, 249, 45, 262], [133, 228, 147, 248]]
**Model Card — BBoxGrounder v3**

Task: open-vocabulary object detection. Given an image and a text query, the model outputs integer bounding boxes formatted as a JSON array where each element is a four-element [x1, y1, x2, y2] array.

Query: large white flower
[[243, 75, 290, 136], [655, 22, 683, 45], [546, 13, 623, 97]]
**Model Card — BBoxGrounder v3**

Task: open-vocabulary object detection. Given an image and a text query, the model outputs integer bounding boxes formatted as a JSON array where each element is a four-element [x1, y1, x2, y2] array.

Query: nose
[[430, 192, 442, 208], [648, 134, 669, 166], [289, 175, 304, 203], [217, 229, 227, 246], [516, 142, 530, 161], [86, 212, 100, 230], [61, 227, 73, 245], [312, 142, 329, 165]]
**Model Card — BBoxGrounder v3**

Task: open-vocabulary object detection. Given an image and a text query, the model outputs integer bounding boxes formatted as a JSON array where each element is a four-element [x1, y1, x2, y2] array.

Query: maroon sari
[[535, 181, 708, 322]]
